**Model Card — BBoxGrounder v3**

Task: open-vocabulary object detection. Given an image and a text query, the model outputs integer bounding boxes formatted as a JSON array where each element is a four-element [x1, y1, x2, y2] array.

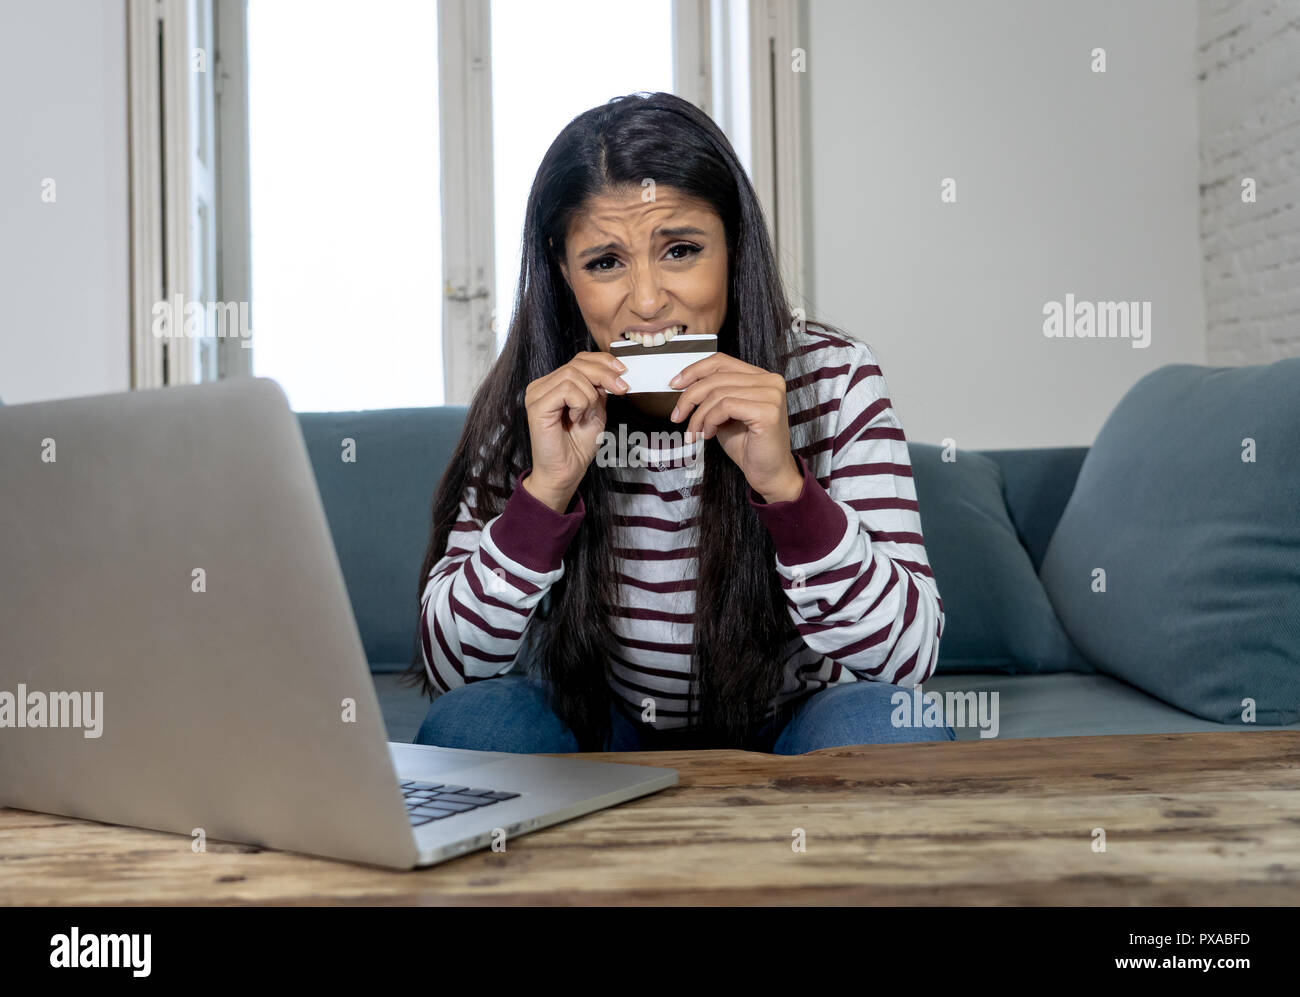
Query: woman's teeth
[[622, 325, 685, 347]]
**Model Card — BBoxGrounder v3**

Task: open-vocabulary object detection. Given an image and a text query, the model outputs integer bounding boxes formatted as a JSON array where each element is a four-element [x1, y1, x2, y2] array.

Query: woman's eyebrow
[[577, 225, 709, 259]]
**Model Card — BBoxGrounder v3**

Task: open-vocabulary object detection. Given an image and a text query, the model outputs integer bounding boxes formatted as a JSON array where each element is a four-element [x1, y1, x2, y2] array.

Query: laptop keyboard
[[401, 780, 521, 827]]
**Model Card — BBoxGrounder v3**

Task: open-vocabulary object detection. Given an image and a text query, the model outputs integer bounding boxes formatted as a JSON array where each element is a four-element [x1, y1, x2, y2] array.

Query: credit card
[[609, 333, 717, 393]]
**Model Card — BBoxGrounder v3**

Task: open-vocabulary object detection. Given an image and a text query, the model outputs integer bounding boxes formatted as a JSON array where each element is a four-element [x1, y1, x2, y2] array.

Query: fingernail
[[614, 360, 627, 372], [615, 377, 629, 390], [670, 406, 680, 421], [668, 374, 681, 388]]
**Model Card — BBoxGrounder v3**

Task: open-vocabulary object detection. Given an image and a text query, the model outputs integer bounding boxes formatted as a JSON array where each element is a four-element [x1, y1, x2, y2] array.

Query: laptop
[[0, 377, 676, 869]]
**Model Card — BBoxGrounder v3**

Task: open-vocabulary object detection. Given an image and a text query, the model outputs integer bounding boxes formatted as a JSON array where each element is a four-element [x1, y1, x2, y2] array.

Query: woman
[[406, 91, 952, 753]]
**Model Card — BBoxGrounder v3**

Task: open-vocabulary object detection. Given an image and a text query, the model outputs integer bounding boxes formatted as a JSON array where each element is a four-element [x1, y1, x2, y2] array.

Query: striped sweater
[[419, 327, 945, 730]]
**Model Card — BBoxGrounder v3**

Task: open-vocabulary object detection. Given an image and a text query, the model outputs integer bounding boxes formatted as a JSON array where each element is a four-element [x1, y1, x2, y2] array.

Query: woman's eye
[[583, 244, 699, 272]]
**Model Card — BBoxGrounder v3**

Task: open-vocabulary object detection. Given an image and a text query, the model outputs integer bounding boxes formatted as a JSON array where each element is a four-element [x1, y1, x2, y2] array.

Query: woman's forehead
[[567, 189, 720, 235]]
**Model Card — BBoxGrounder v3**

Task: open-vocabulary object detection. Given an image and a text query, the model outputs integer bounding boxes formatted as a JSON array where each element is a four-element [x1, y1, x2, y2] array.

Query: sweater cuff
[[748, 453, 849, 566], [489, 469, 585, 573]]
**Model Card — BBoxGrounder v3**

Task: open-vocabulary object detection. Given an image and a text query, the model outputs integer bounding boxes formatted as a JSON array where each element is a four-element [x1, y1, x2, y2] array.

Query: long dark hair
[[404, 90, 826, 749]]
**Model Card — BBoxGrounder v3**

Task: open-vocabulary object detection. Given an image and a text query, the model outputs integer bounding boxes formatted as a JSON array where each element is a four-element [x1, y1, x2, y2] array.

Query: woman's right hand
[[522, 351, 629, 512]]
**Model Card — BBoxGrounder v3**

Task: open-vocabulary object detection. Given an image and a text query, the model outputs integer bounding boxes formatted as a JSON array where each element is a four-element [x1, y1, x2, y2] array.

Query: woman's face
[[556, 185, 728, 352]]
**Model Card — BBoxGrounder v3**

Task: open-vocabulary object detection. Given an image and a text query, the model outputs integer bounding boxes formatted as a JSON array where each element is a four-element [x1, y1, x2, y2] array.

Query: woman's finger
[[557, 369, 600, 417], [526, 351, 624, 403], [568, 354, 630, 394], [668, 351, 759, 390], [690, 393, 772, 442], [674, 374, 778, 426], [531, 374, 597, 427]]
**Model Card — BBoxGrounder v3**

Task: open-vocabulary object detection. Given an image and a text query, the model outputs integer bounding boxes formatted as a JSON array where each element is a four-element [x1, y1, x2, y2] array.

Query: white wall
[[1199, 0, 1300, 364], [0, 0, 130, 406], [804, 0, 1206, 449]]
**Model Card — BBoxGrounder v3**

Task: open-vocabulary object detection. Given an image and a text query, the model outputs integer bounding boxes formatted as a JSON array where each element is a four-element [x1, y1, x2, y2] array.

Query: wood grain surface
[[2, 732, 1298, 905]]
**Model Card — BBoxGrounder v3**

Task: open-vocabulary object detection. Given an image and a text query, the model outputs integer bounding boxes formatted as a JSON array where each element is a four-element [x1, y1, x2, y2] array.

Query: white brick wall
[[1199, 0, 1300, 363]]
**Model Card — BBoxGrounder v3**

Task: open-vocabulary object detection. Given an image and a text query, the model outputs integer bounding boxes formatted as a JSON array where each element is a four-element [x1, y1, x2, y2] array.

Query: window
[[245, 0, 443, 411], [145, 0, 803, 408]]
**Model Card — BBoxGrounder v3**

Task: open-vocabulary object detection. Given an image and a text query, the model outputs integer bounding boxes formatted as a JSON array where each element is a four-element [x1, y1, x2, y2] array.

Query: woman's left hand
[[669, 353, 804, 503]]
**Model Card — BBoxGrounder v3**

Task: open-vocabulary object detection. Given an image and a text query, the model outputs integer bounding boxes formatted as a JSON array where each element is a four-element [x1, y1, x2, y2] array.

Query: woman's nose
[[629, 264, 668, 315]]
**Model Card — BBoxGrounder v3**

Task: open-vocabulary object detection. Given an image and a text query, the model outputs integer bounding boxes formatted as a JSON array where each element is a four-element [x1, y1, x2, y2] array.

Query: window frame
[[438, 0, 496, 405], [214, 0, 252, 380]]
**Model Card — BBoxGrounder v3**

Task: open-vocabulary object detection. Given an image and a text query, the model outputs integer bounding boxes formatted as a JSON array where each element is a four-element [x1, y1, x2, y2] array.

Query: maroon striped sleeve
[[488, 469, 585, 573], [747, 452, 849, 566]]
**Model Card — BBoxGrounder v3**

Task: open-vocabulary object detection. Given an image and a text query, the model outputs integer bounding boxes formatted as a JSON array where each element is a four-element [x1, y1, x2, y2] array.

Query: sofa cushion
[[297, 406, 468, 672], [923, 672, 1300, 740], [909, 443, 1092, 674], [1040, 360, 1300, 725], [982, 447, 1089, 572]]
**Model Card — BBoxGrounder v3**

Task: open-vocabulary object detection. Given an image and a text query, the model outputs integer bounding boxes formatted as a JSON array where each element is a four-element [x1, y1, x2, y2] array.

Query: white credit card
[[609, 334, 718, 393]]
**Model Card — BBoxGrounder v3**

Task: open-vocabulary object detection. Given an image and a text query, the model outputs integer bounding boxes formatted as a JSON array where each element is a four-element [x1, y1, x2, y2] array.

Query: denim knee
[[772, 680, 957, 755], [413, 674, 581, 754]]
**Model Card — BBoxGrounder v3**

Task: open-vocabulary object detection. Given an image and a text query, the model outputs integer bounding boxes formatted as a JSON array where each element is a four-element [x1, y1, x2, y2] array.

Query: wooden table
[[3, 732, 1298, 905]]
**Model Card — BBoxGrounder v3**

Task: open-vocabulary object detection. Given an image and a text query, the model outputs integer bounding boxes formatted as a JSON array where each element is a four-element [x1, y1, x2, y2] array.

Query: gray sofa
[[297, 390, 1300, 745]]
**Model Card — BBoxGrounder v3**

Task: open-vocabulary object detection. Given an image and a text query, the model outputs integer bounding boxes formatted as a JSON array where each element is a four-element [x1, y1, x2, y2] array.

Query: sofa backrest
[[981, 447, 1089, 571], [297, 404, 1087, 671], [297, 406, 468, 672]]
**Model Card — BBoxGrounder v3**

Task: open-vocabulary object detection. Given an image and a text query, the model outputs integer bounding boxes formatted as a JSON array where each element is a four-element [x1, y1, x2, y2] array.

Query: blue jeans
[[413, 675, 957, 754]]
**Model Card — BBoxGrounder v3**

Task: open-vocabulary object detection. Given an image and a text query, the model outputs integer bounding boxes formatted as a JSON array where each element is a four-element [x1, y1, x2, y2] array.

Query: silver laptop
[[0, 377, 676, 869]]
